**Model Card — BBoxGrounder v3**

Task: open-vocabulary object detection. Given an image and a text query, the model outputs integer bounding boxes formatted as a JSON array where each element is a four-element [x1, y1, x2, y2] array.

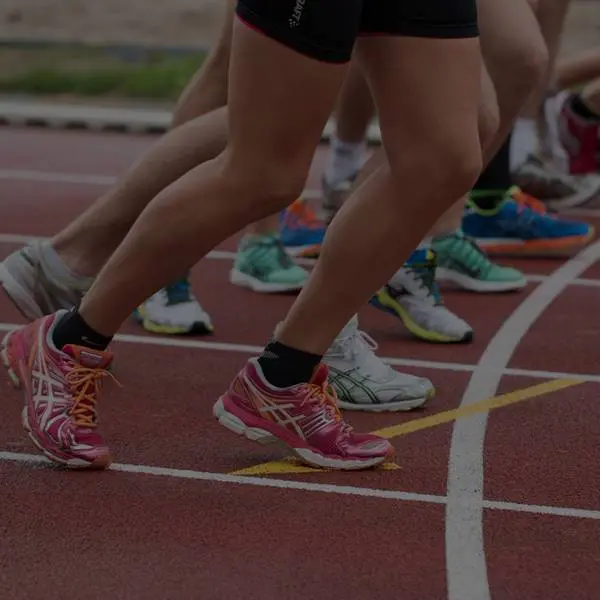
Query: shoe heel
[[213, 398, 276, 445]]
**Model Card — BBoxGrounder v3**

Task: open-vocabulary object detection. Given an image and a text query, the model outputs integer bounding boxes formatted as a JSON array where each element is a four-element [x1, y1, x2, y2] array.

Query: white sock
[[510, 118, 539, 171], [323, 136, 367, 187]]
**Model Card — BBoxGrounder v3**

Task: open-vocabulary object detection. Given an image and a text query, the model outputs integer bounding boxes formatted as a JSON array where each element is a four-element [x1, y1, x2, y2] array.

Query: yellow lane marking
[[229, 378, 582, 476]]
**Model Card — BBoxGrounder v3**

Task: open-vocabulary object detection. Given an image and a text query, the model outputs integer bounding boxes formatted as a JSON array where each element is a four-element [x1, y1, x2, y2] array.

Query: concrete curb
[[0, 98, 383, 143]]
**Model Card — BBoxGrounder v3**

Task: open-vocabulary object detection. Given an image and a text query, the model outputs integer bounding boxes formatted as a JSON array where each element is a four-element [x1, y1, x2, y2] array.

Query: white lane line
[[1, 450, 599, 521], [445, 239, 600, 600], [1, 321, 600, 383], [0, 169, 117, 186], [2, 233, 600, 287]]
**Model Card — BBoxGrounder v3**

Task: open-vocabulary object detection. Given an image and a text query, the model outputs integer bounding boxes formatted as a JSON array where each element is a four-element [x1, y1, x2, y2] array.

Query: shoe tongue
[[310, 363, 329, 386], [63, 344, 113, 369]]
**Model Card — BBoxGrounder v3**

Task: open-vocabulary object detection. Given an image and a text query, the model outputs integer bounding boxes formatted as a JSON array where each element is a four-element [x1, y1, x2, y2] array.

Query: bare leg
[[51, 1, 237, 277], [277, 35, 482, 354], [556, 47, 600, 90], [78, 20, 346, 335]]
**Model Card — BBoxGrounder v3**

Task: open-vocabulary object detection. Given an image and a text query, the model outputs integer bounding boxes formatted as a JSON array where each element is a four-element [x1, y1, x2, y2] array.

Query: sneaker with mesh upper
[[370, 249, 473, 343], [323, 316, 434, 412], [463, 187, 594, 257], [1, 310, 114, 469], [213, 358, 394, 470], [133, 276, 213, 335], [279, 198, 326, 258], [433, 231, 526, 293], [0, 241, 91, 320], [230, 233, 309, 293]]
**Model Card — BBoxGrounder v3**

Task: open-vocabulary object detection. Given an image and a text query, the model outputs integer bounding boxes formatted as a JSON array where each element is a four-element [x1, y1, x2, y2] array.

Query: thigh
[[355, 0, 481, 167], [225, 0, 362, 173]]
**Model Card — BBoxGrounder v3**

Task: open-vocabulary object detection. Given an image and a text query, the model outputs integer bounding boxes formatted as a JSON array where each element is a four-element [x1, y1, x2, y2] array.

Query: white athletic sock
[[323, 136, 367, 187], [510, 118, 539, 171]]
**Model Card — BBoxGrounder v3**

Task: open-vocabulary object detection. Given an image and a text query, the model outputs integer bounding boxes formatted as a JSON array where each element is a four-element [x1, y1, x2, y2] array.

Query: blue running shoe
[[280, 198, 326, 259], [463, 187, 594, 257]]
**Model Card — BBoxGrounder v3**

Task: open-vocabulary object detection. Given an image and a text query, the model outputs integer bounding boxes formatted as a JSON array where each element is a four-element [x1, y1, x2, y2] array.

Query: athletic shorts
[[236, 0, 479, 64]]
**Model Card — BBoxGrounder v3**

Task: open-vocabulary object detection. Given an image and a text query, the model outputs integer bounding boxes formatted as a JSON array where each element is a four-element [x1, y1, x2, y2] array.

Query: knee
[[221, 150, 307, 216], [390, 130, 482, 207]]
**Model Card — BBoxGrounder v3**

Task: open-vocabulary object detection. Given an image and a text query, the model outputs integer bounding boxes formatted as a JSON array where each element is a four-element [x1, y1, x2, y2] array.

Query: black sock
[[570, 93, 600, 122], [52, 308, 113, 351], [257, 341, 322, 388], [470, 133, 512, 211]]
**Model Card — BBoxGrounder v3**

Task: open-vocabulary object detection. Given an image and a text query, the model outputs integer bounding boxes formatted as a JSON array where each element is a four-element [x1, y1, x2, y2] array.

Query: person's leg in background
[[510, 0, 600, 207], [321, 60, 374, 223], [0, 0, 309, 338], [453, 0, 594, 255]]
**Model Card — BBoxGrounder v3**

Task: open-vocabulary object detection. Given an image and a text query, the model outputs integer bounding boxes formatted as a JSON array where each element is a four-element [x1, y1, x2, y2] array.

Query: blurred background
[[0, 0, 597, 107]]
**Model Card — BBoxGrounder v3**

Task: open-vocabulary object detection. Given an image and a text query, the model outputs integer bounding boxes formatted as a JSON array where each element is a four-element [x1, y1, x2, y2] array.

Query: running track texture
[[1, 127, 600, 600]]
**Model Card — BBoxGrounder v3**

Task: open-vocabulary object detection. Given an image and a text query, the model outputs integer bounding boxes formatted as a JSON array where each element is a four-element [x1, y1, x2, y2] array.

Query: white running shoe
[[133, 278, 213, 335], [323, 316, 434, 412], [370, 249, 473, 343]]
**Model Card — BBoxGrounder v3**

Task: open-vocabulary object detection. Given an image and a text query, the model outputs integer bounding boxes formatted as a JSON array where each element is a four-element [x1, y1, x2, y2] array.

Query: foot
[[369, 249, 473, 344], [230, 233, 309, 293], [0, 241, 91, 320], [321, 174, 355, 225], [556, 93, 600, 176], [323, 316, 434, 412], [433, 231, 526, 293], [279, 198, 326, 258], [133, 277, 213, 335], [511, 154, 600, 211], [463, 187, 595, 257], [213, 359, 394, 470], [1, 311, 113, 468]]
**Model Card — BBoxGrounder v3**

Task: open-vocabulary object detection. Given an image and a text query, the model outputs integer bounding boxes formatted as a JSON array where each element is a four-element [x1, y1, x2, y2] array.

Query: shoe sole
[[1, 330, 112, 470], [213, 397, 392, 470], [132, 309, 214, 336], [476, 229, 595, 258], [336, 386, 435, 413], [229, 270, 305, 294], [436, 267, 527, 293]]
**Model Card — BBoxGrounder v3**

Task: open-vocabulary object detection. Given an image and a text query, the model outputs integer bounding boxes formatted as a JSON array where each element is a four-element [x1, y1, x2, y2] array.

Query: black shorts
[[236, 0, 479, 64]]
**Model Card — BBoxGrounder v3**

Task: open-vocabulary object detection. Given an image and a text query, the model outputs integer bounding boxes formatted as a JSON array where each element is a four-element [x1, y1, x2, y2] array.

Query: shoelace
[[285, 200, 324, 231], [246, 235, 295, 270], [336, 329, 392, 379], [447, 233, 492, 274], [165, 278, 193, 305], [65, 364, 118, 428], [304, 377, 352, 435], [511, 186, 553, 218], [405, 257, 443, 305]]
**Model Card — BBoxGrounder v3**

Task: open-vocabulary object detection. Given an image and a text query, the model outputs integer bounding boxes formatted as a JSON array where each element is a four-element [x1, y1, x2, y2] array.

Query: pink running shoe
[[1, 311, 114, 469], [213, 358, 394, 470]]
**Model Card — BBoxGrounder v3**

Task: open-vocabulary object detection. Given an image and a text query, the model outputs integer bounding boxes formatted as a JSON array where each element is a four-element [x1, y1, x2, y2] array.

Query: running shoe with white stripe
[[323, 316, 434, 412], [1, 310, 114, 469], [213, 358, 394, 470]]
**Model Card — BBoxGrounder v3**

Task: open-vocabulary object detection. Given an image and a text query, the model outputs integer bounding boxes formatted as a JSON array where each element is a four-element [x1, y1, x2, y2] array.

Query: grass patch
[[0, 47, 206, 100]]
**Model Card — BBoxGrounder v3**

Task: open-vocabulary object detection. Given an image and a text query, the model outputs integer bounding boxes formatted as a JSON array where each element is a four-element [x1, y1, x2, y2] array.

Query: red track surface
[[1, 127, 600, 600]]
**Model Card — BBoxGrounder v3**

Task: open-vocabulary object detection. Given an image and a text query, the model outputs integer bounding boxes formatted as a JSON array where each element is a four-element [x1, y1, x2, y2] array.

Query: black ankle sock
[[52, 308, 113, 351], [570, 93, 600, 122], [257, 341, 322, 388], [470, 133, 512, 211]]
